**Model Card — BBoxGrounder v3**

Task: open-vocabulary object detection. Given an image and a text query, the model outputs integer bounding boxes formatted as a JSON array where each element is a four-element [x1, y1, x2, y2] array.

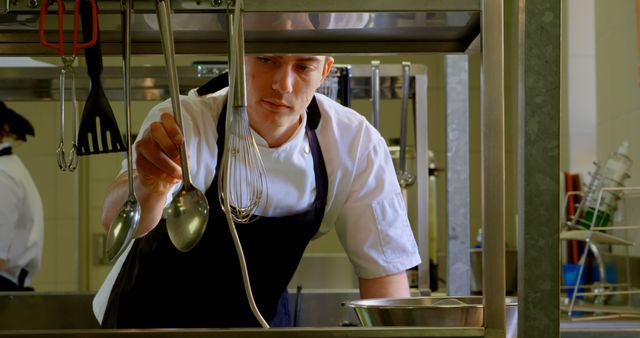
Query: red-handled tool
[[39, 0, 98, 56]]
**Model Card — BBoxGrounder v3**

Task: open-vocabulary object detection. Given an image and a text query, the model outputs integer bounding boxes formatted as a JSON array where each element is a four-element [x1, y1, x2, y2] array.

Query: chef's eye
[[296, 64, 315, 72], [257, 57, 274, 64]]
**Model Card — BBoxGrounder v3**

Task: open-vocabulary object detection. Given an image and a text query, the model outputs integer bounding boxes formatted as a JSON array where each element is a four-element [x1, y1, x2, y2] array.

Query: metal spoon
[[155, 0, 209, 252], [370, 60, 380, 130], [105, 0, 139, 261], [397, 62, 416, 188]]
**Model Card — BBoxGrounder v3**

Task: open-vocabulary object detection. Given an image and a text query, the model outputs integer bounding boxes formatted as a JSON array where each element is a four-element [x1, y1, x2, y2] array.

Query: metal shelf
[[560, 230, 635, 246], [1, 0, 480, 55]]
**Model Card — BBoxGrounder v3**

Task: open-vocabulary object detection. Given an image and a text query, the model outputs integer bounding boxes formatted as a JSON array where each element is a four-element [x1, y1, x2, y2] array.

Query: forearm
[[358, 271, 411, 299], [101, 171, 171, 237]]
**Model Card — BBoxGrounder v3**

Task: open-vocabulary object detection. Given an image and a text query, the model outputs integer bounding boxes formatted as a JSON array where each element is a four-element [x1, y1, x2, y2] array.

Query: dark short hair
[[0, 101, 35, 141]]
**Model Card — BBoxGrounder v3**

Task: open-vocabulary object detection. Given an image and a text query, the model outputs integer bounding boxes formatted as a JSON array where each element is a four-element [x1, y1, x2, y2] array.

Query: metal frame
[[8, 0, 481, 13], [445, 54, 471, 297], [0, 1, 567, 337], [481, 0, 506, 336], [2, 0, 481, 55]]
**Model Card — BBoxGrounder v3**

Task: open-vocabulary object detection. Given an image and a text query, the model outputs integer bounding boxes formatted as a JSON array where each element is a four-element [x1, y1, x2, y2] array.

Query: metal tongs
[[39, 0, 98, 171]]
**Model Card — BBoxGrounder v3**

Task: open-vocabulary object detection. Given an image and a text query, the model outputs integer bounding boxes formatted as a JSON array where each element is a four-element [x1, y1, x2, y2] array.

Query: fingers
[[160, 112, 184, 146], [136, 153, 181, 193], [134, 112, 186, 192]]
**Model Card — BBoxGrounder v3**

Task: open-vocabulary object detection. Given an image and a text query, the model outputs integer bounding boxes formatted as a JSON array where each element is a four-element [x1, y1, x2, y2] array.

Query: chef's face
[[245, 55, 334, 120]]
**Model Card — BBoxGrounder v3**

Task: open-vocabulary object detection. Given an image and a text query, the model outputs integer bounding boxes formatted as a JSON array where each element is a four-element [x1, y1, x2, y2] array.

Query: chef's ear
[[321, 56, 334, 81], [0, 123, 9, 136]]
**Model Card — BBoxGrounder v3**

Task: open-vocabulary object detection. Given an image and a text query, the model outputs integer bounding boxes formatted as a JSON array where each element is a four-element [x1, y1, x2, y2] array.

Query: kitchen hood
[[0, 0, 480, 55]]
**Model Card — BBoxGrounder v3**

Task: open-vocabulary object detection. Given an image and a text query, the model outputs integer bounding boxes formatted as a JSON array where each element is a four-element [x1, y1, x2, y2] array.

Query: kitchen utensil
[[370, 60, 380, 129], [344, 296, 517, 338], [155, 0, 209, 252], [77, 0, 126, 156], [396, 62, 415, 188], [105, 0, 140, 262], [218, 3, 269, 328], [339, 65, 352, 107], [39, 0, 98, 171], [217, 7, 268, 224], [219, 28, 267, 221]]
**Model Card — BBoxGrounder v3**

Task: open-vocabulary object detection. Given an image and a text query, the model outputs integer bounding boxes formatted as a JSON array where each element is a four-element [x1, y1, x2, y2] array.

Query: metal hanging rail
[[1, 0, 480, 55]]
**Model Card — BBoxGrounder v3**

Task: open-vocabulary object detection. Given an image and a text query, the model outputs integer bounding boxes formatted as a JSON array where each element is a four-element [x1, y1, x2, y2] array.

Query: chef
[[94, 52, 420, 328], [0, 102, 44, 292]]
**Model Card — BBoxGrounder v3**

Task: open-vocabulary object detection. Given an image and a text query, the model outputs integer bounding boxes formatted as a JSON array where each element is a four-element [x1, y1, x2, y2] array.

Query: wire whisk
[[217, 105, 268, 224], [217, 1, 270, 328], [217, 1, 268, 225]]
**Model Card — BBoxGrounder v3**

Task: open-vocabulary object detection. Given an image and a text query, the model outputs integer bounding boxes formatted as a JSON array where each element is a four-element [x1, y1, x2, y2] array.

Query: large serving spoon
[[155, 0, 209, 252], [397, 62, 415, 188], [105, 0, 139, 261]]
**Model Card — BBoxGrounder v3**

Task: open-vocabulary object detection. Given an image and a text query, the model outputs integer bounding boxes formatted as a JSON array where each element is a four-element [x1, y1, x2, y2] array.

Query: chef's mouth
[[262, 99, 291, 109]]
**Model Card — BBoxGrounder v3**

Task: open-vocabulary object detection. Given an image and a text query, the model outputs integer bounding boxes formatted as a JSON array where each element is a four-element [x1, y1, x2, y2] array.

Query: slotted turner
[[77, 0, 125, 156]]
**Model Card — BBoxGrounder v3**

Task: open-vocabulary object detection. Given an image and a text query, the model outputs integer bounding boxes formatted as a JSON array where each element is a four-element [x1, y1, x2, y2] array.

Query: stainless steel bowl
[[344, 296, 517, 338]]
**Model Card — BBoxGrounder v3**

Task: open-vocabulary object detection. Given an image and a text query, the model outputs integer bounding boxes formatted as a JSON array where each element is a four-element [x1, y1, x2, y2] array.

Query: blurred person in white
[[94, 12, 417, 328], [0, 101, 43, 292]]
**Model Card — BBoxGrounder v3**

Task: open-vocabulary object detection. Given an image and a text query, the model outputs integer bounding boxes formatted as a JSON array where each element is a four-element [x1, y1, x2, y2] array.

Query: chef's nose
[[272, 65, 294, 94]]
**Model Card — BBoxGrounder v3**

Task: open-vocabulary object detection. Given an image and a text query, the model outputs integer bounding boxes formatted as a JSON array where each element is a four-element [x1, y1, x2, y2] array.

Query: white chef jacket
[[93, 89, 420, 322], [0, 142, 44, 287]]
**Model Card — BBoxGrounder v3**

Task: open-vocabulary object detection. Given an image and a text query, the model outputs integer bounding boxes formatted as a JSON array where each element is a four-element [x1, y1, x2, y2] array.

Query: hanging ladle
[[397, 62, 415, 188], [155, 0, 210, 252], [105, 0, 140, 261]]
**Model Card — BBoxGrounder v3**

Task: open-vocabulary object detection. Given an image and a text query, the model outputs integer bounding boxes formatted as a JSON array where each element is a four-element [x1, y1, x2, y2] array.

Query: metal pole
[[481, 0, 506, 336], [415, 70, 430, 295], [517, 0, 561, 336], [445, 54, 471, 296]]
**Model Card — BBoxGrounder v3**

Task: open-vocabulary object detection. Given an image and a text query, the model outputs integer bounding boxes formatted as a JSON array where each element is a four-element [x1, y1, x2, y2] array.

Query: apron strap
[[306, 96, 321, 131], [0, 146, 12, 156], [196, 72, 229, 96]]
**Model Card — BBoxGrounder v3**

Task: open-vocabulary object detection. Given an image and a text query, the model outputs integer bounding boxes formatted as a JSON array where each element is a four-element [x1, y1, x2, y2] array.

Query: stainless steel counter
[[0, 328, 485, 338], [562, 331, 640, 338], [0, 292, 99, 330], [5, 292, 640, 337]]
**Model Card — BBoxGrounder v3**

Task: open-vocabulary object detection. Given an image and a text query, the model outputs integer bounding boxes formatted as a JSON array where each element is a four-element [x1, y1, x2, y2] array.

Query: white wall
[[567, 0, 598, 179]]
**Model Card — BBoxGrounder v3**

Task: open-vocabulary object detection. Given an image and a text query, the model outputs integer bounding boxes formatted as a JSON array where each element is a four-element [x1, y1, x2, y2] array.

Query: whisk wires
[[218, 105, 268, 224]]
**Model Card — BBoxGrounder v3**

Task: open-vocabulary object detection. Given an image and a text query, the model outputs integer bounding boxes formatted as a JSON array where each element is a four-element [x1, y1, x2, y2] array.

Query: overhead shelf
[[0, 0, 480, 55]]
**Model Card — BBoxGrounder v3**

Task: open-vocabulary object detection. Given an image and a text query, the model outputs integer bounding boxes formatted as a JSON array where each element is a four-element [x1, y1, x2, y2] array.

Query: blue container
[[592, 264, 617, 284], [562, 264, 585, 300]]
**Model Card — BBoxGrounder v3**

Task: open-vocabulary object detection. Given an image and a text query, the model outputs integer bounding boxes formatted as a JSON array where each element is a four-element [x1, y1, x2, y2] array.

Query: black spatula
[[77, 0, 125, 156]]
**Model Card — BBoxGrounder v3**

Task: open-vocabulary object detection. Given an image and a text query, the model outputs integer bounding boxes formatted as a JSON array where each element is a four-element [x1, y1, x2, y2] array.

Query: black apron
[[102, 97, 328, 328], [0, 146, 34, 292]]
